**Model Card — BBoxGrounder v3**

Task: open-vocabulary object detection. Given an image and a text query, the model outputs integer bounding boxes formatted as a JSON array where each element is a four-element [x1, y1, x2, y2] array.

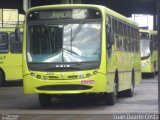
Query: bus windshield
[[140, 32, 150, 59], [27, 23, 101, 63], [140, 39, 150, 58]]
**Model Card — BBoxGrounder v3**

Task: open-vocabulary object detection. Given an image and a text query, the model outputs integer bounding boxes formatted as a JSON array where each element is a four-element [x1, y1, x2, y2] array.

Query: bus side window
[[113, 19, 118, 50], [106, 15, 114, 57], [106, 16, 111, 50], [123, 24, 127, 51], [115, 20, 121, 50], [0, 33, 9, 53], [135, 29, 139, 52], [128, 25, 131, 51], [119, 21, 123, 50], [131, 27, 135, 52], [10, 32, 23, 53]]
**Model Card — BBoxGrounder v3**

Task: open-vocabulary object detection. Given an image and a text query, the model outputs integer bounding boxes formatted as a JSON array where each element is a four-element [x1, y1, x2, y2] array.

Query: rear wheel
[[39, 94, 52, 107], [0, 70, 5, 87], [123, 72, 134, 97]]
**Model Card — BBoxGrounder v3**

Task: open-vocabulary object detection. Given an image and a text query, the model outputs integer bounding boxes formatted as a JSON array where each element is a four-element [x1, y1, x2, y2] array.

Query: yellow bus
[[22, 4, 141, 106], [0, 27, 23, 86], [140, 29, 158, 77]]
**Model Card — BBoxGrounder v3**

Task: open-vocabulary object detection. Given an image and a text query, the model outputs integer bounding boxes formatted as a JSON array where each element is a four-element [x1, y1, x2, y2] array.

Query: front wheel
[[124, 72, 134, 97], [104, 82, 117, 105], [123, 81, 134, 97], [39, 94, 52, 107]]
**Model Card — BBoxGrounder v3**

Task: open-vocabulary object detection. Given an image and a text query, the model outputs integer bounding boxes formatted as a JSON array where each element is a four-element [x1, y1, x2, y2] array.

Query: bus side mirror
[[15, 28, 21, 41], [150, 40, 153, 55]]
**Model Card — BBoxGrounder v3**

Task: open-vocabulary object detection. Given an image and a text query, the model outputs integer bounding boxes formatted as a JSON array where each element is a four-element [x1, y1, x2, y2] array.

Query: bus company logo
[[56, 64, 70, 68]]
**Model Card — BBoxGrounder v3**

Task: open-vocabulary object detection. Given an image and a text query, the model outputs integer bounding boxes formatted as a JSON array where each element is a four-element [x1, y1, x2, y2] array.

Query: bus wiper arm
[[71, 21, 85, 41], [68, 21, 85, 54]]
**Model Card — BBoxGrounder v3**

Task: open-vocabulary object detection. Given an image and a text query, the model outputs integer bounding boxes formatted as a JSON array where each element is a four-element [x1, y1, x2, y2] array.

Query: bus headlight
[[30, 73, 35, 77], [43, 76, 48, 80], [79, 75, 83, 79], [93, 70, 98, 75], [36, 75, 41, 79]]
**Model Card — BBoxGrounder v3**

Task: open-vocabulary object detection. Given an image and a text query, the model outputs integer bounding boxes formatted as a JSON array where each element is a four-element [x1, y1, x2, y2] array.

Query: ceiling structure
[[0, 0, 159, 17], [0, 0, 23, 13], [82, 0, 158, 16]]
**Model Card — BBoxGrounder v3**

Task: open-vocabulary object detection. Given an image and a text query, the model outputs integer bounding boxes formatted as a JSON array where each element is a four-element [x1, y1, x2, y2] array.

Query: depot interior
[[0, 0, 159, 30]]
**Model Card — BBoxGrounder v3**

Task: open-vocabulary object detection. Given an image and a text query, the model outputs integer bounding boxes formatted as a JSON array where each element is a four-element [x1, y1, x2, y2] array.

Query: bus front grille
[[37, 85, 92, 91]]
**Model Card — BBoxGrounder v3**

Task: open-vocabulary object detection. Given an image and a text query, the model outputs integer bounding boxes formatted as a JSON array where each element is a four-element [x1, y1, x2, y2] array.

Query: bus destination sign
[[28, 9, 101, 20]]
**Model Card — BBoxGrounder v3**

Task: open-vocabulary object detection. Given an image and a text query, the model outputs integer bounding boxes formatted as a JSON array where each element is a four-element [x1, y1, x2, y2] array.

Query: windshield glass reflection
[[140, 39, 150, 58]]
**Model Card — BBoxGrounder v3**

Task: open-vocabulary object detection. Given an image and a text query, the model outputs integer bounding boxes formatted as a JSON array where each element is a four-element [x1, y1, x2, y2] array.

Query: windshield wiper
[[71, 21, 85, 41], [67, 21, 85, 55]]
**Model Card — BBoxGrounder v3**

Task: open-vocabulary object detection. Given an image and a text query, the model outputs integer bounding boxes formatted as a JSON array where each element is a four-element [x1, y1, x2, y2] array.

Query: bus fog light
[[79, 75, 83, 78], [36, 75, 41, 79]]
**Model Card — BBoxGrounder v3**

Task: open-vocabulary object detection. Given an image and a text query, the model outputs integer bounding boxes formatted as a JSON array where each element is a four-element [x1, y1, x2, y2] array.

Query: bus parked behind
[[140, 29, 158, 77], [0, 27, 23, 86]]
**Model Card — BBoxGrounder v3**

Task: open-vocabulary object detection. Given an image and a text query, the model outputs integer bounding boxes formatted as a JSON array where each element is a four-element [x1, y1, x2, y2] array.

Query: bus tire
[[38, 94, 52, 107], [0, 70, 5, 87], [104, 81, 118, 105], [123, 72, 134, 97]]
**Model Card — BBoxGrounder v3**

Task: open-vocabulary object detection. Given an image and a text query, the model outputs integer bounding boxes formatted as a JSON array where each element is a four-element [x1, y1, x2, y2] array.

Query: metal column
[[157, 1, 160, 115], [2, 8, 3, 27], [23, 0, 31, 12]]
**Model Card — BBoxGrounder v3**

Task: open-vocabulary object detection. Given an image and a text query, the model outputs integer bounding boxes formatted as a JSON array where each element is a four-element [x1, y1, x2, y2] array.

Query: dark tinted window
[[10, 32, 23, 53], [0, 33, 8, 53]]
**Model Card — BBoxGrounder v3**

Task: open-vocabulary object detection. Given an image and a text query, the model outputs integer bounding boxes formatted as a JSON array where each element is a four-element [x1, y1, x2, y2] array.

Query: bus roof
[[139, 29, 157, 35], [0, 27, 23, 33]]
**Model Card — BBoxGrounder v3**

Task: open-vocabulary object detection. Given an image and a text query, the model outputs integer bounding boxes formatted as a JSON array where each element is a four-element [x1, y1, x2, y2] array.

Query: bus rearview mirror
[[15, 28, 21, 41], [110, 33, 115, 45]]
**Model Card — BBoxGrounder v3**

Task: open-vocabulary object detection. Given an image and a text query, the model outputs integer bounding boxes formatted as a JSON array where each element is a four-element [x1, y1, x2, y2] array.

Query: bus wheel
[[124, 82, 134, 97], [0, 70, 5, 87], [123, 73, 134, 97], [39, 94, 52, 107], [104, 82, 117, 105]]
